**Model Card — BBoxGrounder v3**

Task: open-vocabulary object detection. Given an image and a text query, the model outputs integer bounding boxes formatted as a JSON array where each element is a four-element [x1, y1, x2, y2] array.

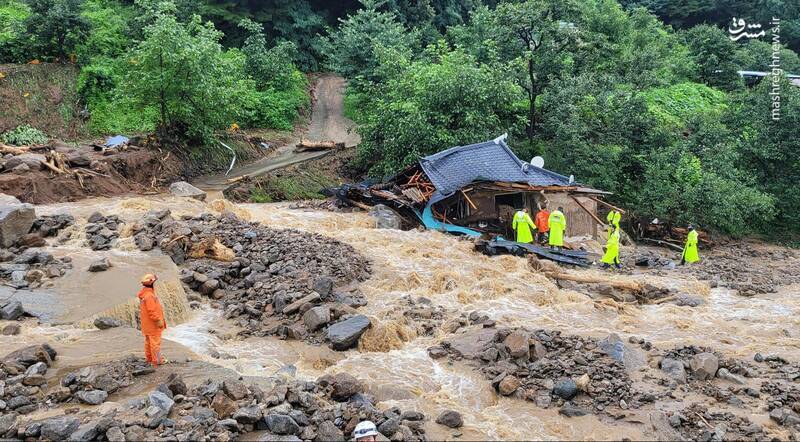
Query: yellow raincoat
[[682, 229, 700, 263], [601, 227, 621, 265], [512, 210, 536, 243], [548, 210, 566, 247], [606, 211, 621, 233]]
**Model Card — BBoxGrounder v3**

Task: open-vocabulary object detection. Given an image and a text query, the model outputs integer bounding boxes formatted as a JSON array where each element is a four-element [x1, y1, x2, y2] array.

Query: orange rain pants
[[144, 333, 163, 367]]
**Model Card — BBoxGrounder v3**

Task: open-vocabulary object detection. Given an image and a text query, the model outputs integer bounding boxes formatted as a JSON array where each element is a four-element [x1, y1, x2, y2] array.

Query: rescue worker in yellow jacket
[[548, 207, 566, 250], [512, 207, 536, 243], [681, 225, 700, 264], [606, 210, 621, 239], [601, 225, 622, 269]]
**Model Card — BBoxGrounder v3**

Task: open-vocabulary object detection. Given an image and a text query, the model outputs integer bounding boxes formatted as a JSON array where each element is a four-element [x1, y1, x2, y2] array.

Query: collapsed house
[[332, 135, 617, 246]]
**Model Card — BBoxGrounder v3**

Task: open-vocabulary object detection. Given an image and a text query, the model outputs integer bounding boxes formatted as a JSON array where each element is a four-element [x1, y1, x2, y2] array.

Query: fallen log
[[295, 139, 345, 152], [544, 271, 642, 292], [0, 144, 29, 155], [640, 237, 684, 252]]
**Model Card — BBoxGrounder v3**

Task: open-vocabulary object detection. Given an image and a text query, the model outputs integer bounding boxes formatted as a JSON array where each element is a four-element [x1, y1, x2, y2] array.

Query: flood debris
[[327, 137, 612, 261]]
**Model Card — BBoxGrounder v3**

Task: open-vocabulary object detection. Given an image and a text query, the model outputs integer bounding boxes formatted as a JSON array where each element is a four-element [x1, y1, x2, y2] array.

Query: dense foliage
[[1, 0, 799, 238], [332, 0, 798, 237]]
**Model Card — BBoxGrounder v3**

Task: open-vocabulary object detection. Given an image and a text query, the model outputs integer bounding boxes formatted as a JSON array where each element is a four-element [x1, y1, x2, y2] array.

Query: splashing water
[[28, 196, 800, 440]]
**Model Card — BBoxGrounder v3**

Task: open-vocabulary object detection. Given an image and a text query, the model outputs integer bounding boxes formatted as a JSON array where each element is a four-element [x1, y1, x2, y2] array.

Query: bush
[[0, 124, 49, 145], [237, 69, 308, 130], [0, 0, 31, 62]]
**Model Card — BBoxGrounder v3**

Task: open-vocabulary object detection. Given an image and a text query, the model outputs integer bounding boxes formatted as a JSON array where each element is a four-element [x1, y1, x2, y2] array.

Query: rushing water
[[18, 195, 800, 440]]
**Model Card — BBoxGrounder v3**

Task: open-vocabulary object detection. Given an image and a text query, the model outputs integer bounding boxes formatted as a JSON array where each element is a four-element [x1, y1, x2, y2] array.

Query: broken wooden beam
[[294, 139, 345, 152], [588, 196, 626, 214], [570, 195, 607, 227]]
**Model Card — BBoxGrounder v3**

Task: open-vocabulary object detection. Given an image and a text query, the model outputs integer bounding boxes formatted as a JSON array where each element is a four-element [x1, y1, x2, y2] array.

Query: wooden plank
[[570, 195, 606, 227], [461, 190, 478, 210], [588, 196, 626, 214]]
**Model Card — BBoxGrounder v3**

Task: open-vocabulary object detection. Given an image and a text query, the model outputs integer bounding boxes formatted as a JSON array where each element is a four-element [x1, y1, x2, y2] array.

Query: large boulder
[[169, 181, 207, 201], [435, 410, 464, 428], [442, 327, 499, 360], [498, 375, 521, 396], [0, 194, 21, 205], [326, 315, 371, 350], [329, 373, 363, 401], [368, 204, 402, 229], [303, 306, 331, 331], [76, 389, 108, 405], [40, 416, 80, 441], [690, 352, 719, 380], [315, 421, 344, 442], [93, 317, 122, 330], [264, 414, 301, 435], [3, 344, 55, 367], [0, 204, 36, 248], [503, 330, 530, 359], [660, 358, 687, 384], [5, 154, 46, 171], [1, 299, 25, 320]]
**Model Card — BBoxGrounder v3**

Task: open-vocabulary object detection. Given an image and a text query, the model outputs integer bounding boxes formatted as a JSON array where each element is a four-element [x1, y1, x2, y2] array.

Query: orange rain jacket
[[535, 210, 550, 233], [138, 286, 166, 335]]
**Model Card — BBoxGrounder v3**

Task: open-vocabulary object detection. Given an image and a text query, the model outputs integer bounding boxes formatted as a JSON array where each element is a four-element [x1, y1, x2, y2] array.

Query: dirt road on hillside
[[193, 74, 360, 191]]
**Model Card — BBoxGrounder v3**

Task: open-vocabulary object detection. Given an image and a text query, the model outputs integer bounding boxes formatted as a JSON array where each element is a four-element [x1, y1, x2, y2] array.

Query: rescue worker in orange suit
[[535, 206, 550, 244], [138, 274, 167, 367]]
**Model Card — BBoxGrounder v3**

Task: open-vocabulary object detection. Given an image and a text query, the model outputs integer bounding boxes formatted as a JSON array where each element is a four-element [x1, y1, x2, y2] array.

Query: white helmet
[[353, 421, 379, 439]]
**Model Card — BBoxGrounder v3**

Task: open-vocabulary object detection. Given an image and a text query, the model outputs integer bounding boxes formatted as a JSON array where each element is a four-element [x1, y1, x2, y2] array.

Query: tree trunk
[[527, 57, 537, 142]]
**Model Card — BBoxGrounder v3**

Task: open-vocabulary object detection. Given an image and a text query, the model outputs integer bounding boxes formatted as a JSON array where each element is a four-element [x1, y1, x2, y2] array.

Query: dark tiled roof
[[419, 136, 572, 198]]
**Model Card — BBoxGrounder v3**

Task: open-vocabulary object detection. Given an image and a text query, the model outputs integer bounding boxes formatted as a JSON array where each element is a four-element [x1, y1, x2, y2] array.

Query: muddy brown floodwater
[[4, 195, 798, 440]]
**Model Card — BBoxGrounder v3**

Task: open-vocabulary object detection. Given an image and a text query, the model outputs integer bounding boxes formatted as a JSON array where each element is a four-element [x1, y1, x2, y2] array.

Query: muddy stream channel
[[2, 194, 799, 441]]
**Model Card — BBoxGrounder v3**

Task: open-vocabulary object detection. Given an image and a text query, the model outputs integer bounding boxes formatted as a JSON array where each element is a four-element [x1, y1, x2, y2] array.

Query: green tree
[[323, 0, 415, 83], [24, 0, 89, 60], [356, 46, 525, 176], [681, 24, 743, 90], [122, 2, 249, 142], [490, 0, 582, 141], [727, 77, 800, 233], [238, 18, 298, 90]]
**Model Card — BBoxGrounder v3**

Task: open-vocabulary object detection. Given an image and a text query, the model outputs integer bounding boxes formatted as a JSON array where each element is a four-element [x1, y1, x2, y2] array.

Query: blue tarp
[[104, 135, 129, 148]]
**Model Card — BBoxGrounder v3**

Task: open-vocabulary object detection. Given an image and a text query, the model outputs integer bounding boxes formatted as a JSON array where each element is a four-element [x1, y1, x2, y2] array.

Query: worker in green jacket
[[601, 225, 622, 269], [681, 225, 700, 264], [548, 207, 566, 250], [512, 208, 536, 243]]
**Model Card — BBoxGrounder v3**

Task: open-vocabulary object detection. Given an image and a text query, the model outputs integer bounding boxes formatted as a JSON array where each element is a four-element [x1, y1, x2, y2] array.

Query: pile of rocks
[[659, 346, 757, 386], [30, 214, 74, 238], [60, 356, 157, 407], [0, 344, 58, 416], [129, 211, 373, 349], [761, 381, 800, 428], [5, 372, 430, 441], [666, 403, 769, 441], [84, 212, 123, 251], [429, 327, 635, 416], [0, 248, 70, 290]]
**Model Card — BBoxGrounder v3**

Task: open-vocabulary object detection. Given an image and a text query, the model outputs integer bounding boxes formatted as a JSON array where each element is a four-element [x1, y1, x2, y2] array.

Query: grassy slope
[[0, 63, 88, 139]]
